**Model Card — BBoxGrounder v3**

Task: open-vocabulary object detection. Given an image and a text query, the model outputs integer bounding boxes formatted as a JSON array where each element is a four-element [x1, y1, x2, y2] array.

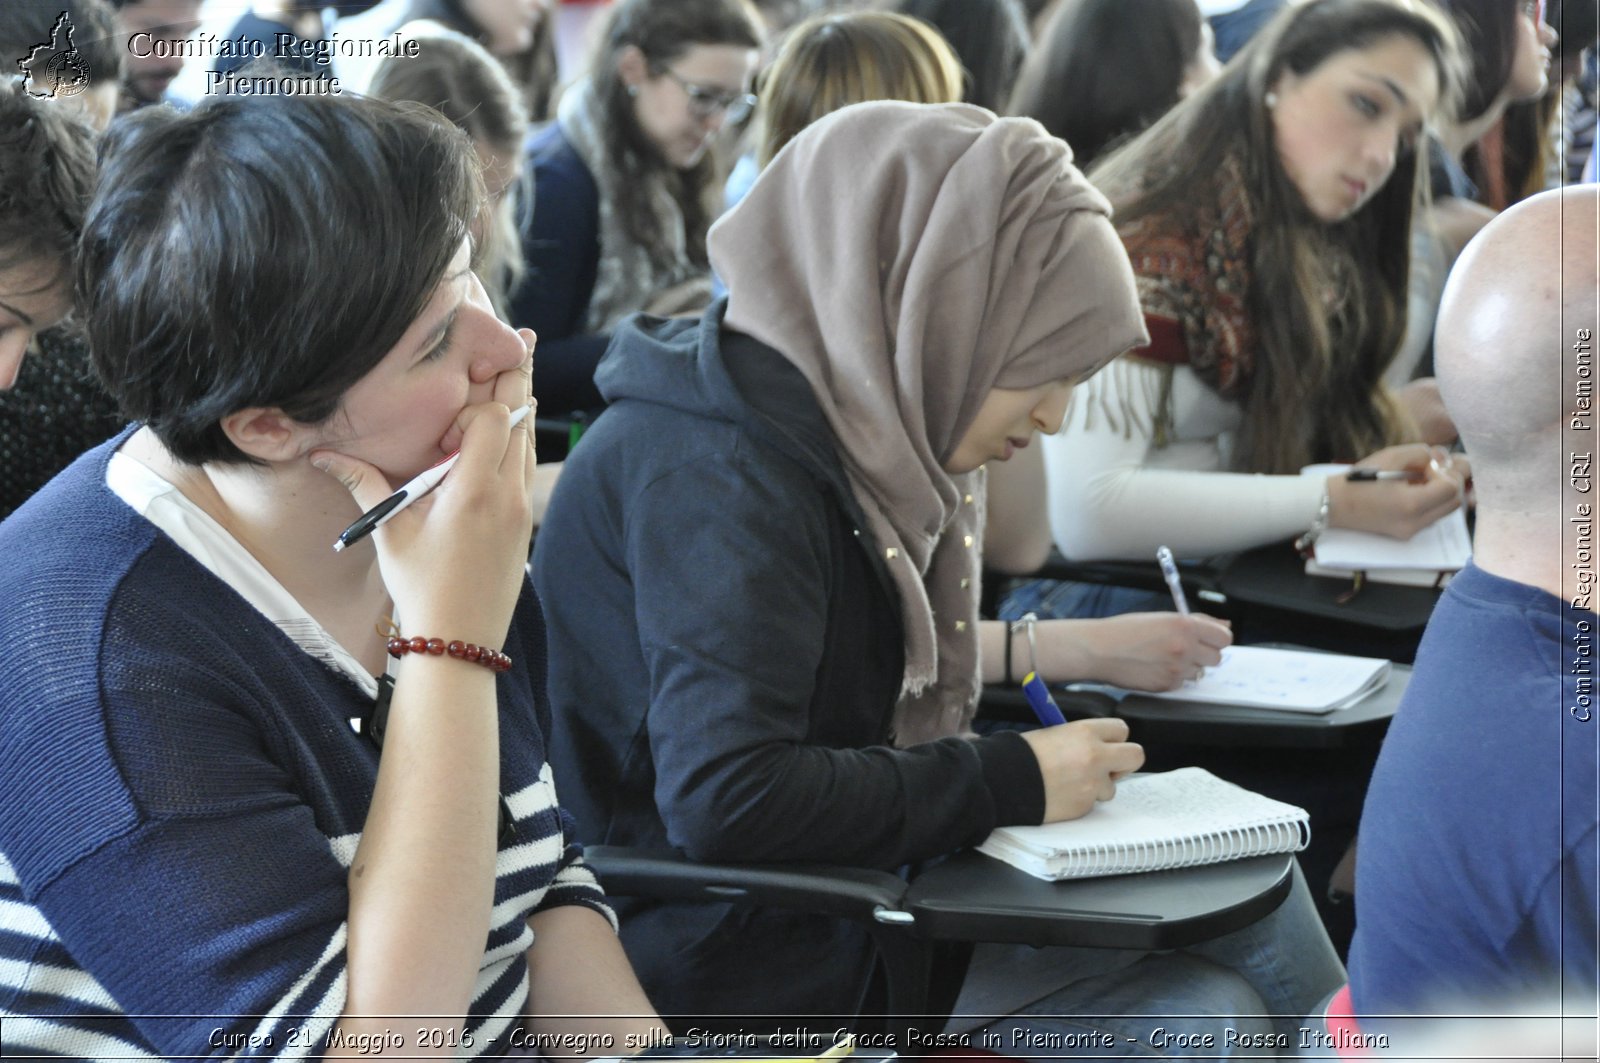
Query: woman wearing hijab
[[533, 102, 1341, 1052]]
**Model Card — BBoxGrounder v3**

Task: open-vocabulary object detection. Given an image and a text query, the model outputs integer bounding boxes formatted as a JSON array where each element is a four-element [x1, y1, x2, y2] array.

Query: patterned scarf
[[1116, 154, 1258, 399]]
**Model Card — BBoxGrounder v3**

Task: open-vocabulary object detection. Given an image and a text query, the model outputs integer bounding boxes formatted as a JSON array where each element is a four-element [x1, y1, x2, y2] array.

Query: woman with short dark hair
[[0, 92, 664, 1059]]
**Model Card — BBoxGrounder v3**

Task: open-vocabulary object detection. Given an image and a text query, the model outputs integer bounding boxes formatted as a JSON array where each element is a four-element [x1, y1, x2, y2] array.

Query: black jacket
[[533, 303, 1042, 1022]]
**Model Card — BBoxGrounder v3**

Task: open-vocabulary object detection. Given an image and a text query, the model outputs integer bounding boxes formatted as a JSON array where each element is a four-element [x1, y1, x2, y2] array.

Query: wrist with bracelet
[[1294, 488, 1331, 557], [1003, 613, 1040, 685], [381, 624, 514, 673]]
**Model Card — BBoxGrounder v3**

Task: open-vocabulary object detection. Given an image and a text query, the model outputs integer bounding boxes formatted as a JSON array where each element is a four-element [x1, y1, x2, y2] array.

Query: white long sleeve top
[[1043, 357, 1327, 561]]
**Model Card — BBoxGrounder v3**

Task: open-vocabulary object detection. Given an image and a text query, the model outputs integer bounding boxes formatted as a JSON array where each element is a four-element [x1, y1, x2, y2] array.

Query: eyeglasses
[[656, 65, 757, 124]]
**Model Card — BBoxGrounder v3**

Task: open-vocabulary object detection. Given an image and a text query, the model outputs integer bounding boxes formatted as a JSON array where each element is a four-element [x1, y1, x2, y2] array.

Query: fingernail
[[311, 457, 331, 473]]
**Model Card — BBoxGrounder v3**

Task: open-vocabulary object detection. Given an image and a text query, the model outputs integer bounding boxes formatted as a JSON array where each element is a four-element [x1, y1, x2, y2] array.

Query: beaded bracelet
[[386, 635, 513, 673]]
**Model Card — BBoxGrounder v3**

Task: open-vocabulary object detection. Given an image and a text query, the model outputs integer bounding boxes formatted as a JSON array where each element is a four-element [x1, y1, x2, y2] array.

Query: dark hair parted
[[0, 81, 98, 286], [591, 0, 762, 271], [1091, 0, 1466, 474], [0, 0, 124, 92], [888, 0, 1031, 112], [1435, 0, 1523, 122], [81, 93, 482, 466], [1009, 0, 1203, 168]]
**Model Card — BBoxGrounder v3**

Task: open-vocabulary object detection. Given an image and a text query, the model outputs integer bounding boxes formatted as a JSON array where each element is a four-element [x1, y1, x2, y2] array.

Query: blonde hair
[[756, 11, 964, 167], [371, 24, 529, 318]]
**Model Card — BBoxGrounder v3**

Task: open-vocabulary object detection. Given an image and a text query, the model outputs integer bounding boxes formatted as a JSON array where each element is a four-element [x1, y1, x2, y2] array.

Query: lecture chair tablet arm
[[582, 845, 914, 924]]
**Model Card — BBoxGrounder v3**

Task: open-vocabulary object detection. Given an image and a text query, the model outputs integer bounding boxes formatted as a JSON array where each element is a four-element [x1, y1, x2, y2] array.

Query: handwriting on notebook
[[1136, 645, 1391, 713]]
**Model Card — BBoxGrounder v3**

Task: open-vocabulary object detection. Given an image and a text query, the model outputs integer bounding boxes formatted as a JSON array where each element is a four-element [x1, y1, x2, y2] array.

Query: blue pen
[[1021, 671, 1068, 727], [1012, 612, 1069, 727]]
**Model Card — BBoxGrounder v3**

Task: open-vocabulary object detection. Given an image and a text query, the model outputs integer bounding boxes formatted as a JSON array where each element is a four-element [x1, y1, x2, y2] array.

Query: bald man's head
[[1436, 187, 1599, 519]]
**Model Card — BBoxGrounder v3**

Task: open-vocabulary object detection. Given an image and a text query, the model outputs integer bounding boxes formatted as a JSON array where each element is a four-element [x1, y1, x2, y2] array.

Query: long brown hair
[[590, 0, 763, 272], [1091, 0, 1465, 473]]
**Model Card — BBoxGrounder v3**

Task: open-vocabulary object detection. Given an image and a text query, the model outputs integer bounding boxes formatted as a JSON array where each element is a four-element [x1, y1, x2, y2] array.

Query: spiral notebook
[[978, 768, 1310, 881]]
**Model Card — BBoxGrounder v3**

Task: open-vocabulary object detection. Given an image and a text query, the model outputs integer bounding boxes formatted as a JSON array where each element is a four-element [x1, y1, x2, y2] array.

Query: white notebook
[[978, 768, 1310, 881], [1134, 645, 1391, 713], [1299, 463, 1471, 583]]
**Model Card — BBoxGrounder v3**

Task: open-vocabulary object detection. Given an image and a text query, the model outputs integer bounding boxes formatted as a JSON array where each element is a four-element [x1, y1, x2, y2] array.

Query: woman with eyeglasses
[[508, 0, 762, 423]]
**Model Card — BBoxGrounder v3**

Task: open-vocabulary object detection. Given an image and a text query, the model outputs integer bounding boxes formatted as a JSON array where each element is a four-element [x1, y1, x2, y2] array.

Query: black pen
[[1345, 468, 1425, 483], [333, 404, 532, 552]]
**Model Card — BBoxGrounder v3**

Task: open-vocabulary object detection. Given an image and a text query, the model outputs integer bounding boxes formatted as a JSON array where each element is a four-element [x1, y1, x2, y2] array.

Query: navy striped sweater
[[0, 437, 614, 1059]]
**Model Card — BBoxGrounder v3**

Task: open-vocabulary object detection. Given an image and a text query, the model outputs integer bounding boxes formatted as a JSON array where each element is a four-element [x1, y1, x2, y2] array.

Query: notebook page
[[1310, 510, 1470, 571], [1133, 645, 1391, 711], [1300, 463, 1471, 572]]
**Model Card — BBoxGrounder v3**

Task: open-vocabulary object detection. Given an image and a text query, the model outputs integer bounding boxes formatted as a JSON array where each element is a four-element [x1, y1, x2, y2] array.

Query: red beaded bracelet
[[385, 635, 513, 673]]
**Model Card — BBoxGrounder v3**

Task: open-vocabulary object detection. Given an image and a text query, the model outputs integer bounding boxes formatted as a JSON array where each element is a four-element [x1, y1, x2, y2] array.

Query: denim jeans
[[998, 578, 1172, 623], [956, 865, 1346, 1059]]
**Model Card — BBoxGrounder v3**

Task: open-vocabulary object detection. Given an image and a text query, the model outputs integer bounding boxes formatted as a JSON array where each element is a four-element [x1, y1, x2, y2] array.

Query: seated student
[[998, 0, 1470, 591], [0, 92, 663, 1058], [1008, 0, 1220, 171], [753, 10, 964, 165], [1395, 0, 1559, 420], [533, 101, 1343, 1051], [370, 26, 566, 521], [1348, 186, 1599, 1022], [507, 0, 762, 420], [371, 25, 529, 318], [887, 0, 1031, 113], [0, 82, 125, 521]]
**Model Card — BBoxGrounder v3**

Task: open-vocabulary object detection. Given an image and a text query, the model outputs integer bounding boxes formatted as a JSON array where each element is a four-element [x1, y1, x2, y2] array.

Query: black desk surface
[[904, 850, 1295, 951], [1215, 544, 1444, 663]]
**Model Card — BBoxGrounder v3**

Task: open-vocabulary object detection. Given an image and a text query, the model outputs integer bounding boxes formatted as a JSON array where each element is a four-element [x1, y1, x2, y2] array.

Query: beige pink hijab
[[709, 102, 1146, 745]]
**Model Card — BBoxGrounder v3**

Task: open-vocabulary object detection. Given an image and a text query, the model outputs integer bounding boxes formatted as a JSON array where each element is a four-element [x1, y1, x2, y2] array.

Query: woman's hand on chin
[[313, 336, 536, 647]]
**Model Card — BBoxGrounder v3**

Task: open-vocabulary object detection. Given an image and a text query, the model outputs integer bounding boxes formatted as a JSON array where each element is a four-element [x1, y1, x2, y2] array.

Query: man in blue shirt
[[1350, 187, 1600, 1030]]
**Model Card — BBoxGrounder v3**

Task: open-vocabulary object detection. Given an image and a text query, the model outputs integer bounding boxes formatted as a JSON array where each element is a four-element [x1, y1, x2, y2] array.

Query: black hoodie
[[533, 303, 1042, 1022]]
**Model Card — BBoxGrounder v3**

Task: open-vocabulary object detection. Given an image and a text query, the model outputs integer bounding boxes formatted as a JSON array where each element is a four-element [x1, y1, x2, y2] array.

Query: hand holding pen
[[312, 329, 538, 649], [1324, 443, 1473, 541], [332, 403, 534, 552]]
